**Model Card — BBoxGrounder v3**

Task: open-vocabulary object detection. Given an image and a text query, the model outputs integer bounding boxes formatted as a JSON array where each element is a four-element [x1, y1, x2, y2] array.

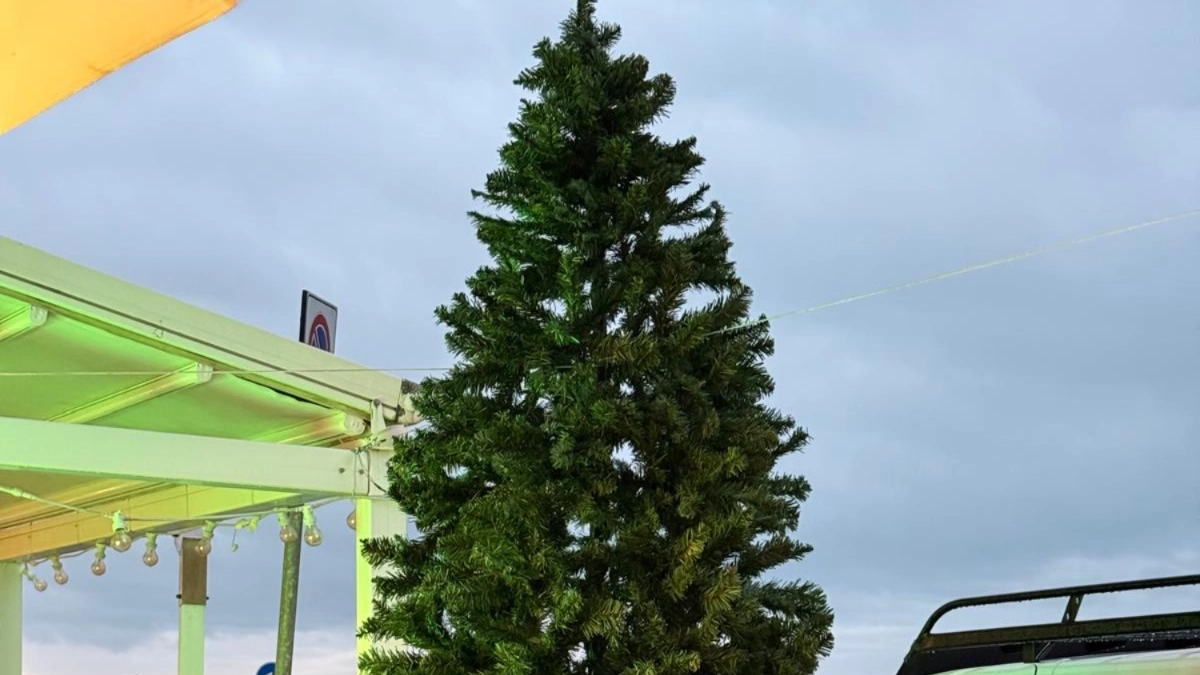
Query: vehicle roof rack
[[896, 573, 1200, 675]]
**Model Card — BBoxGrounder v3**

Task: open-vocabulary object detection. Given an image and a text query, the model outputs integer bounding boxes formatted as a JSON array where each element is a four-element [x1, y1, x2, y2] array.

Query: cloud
[[2, 1, 1198, 674], [25, 628, 354, 675]]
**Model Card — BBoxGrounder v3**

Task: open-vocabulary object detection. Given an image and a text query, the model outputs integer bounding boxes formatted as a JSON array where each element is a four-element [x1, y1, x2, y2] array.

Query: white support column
[[355, 496, 407, 672], [0, 562, 22, 675]]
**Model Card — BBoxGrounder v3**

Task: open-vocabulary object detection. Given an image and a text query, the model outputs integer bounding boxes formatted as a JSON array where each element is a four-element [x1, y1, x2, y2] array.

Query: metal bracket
[[363, 398, 409, 450], [1062, 593, 1084, 624], [396, 389, 422, 427]]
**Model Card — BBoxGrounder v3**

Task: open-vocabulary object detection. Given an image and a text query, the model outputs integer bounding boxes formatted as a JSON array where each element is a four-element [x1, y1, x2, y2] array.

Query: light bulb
[[111, 530, 133, 552], [192, 522, 217, 556], [22, 566, 47, 592], [299, 504, 322, 546], [277, 510, 299, 543], [91, 543, 107, 576], [143, 533, 159, 567], [109, 511, 133, 552], [50, 556, 68, 585], [194, 537, 213, 557], [346, 508, 357, 531]]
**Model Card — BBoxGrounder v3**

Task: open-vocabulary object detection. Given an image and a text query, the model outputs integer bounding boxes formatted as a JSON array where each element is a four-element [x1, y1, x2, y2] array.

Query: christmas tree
[[359, 2, 834, 674]]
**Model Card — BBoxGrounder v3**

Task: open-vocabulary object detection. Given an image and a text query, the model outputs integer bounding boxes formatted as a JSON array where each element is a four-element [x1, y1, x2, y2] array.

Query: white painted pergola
[[0, 235, 412, 674]]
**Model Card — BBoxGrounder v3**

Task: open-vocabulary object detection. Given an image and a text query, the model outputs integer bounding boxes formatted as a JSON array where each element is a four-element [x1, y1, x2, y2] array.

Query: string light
[[109, 510, 133, 552], [301, 505, 323, 547], [234, 515, 263, 533], [90, 543, 107, 576], [277, 510, 299, 544], [22, 564, 47, 592], [346, 507, 357, 531], [194, 522, 217, 557], [142, 533, 160, 567], [7, 483, 371, 590], [50, 555, 68, 585], [230, 514, 264, 553]]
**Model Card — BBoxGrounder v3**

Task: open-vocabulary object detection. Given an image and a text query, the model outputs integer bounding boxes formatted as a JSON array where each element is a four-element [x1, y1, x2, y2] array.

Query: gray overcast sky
[[2, 1, 1199, 673]]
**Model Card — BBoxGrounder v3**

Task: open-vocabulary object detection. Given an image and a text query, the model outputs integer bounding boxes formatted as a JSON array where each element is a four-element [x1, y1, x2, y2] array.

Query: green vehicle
[[896, 574, 1200, 674]]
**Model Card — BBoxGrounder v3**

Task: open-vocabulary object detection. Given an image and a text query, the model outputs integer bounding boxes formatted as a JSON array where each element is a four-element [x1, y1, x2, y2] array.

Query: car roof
[[896, 574, 1200, 675], [937, 647, 1200, 674]]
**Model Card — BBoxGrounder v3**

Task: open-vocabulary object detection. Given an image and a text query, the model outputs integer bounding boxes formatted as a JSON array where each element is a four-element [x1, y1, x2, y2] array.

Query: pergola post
[[275, 511, 303, 675], [178, 537, 209, 675], [0, 562, 21, 675], [355, 496, 407, 672]]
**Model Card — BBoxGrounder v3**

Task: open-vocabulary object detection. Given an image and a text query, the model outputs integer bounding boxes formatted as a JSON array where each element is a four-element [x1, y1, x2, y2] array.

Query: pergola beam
[[50, 362, 214, 424], [0, 416, 389, 496], [0, 304, 47, 342], [0, 235, 415, 421], [252, 412, 368, 446], [0, 478, 146, 528], [0, 484, 303, 561]]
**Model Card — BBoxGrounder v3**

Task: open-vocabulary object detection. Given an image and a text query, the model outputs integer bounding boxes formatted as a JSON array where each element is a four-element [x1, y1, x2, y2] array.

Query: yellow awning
[[0, 0, 236, 135]]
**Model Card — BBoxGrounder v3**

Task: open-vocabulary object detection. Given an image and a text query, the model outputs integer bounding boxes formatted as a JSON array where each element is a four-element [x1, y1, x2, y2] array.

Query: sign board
[[257, 663, 275, 675], [299, 290, 337, 353]]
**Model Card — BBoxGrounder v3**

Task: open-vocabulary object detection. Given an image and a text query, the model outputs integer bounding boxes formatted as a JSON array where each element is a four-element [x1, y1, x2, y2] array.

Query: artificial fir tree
[[359, 2, 834, 674]]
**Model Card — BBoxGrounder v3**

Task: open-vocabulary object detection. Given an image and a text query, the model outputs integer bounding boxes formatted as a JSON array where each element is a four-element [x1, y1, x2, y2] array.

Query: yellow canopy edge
[[0, 0, 237, 135]]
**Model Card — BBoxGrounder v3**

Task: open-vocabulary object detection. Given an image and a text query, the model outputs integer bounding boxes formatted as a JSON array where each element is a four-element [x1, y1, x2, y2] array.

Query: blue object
[[257, 663, 275, 675]]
